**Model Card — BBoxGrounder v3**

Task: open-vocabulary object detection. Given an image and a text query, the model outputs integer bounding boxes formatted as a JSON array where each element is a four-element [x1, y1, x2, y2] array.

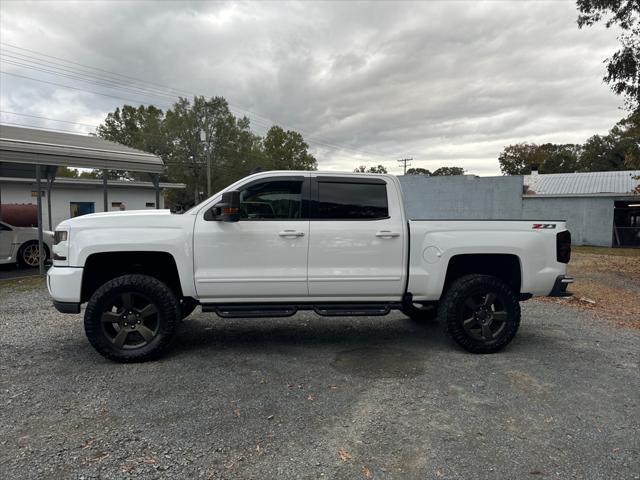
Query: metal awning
[[0, 124, 166, 275], [0, 124, 163, 172]]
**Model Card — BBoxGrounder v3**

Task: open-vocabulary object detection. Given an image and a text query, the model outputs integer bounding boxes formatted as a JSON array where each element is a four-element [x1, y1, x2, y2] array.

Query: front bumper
[[47, 266, 83, 313], [548, 275, 574, 297]]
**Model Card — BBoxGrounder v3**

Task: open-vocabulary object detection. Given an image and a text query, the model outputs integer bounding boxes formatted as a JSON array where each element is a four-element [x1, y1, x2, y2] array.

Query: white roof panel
[[523, 170, 640, 195]]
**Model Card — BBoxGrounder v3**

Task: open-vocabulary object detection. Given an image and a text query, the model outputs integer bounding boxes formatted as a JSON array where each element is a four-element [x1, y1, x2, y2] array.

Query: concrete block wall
[[399, 174, 523, 219], [522, 197, 614, 247]]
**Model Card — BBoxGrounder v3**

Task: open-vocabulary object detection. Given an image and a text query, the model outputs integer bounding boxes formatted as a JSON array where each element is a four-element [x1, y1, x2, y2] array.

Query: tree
[[55, 166, 79, 178], [262, 126, 317, 171], [406, 168, 431, 175], [577, 0, 640, 109], [431, 166, 465, 176], [97, 104, 167, 180], [354, 165, 388, 173], [499, 143, 581, 174], [96, 96, 317, 208]]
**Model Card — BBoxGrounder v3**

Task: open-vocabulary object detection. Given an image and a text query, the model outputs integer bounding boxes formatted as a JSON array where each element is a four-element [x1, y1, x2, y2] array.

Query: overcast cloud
[[0, 0, 625, 175]]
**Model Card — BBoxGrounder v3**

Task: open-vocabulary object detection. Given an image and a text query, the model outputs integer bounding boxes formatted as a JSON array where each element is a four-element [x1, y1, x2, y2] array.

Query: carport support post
[[35, 165, 45, 276], [46, 166, 57, 230], [103, 171, 108, 212], [150, 173, 161, 209]]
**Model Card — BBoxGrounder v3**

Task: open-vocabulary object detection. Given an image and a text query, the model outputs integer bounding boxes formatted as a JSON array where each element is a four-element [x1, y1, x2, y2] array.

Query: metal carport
[[0, 124, 164, 274]]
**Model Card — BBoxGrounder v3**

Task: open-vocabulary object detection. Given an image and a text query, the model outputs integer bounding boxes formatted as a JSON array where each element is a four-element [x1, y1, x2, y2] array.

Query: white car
[[0, 220, 54, 267], [48, 171, 572, 362]]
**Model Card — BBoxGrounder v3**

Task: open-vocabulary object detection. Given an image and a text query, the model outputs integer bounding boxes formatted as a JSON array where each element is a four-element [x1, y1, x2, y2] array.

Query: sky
[[0, 0, 626, 176]]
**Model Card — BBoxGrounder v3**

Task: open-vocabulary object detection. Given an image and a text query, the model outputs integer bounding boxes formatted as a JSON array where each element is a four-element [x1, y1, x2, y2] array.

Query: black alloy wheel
[[84, 274, 180, 362], [440, 274, 520, 353], [101, 292, 161, 349]]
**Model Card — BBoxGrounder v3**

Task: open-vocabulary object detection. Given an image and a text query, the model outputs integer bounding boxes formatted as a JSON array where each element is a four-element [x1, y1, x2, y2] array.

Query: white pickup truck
[[47, 171, 573, 362]]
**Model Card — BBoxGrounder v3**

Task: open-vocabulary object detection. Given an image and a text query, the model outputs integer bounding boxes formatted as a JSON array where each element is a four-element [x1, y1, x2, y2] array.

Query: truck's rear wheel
[[84, 274, 180, 363], [440, 274, 520, 353]]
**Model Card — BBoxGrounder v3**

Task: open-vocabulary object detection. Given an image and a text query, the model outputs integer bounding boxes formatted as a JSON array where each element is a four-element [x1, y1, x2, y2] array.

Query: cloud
[[0, 0, 624, 175]]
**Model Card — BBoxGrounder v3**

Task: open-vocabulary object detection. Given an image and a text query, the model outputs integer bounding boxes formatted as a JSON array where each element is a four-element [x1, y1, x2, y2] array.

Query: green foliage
[[263, 126, 318, 171], [431, 166, 465, 176], [406, 168, 431, 175], [577, 0, 639, 109], [499, 143, 581, 175], [96, 96, 317, 207], [55, 166, 79, 178], [404, 166, 464, 176], [499, 109, 640, 175], [354, 165, 388, 173]]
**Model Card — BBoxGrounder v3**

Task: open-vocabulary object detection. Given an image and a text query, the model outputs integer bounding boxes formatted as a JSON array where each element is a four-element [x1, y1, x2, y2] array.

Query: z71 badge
[[532, 223, 556, 229]]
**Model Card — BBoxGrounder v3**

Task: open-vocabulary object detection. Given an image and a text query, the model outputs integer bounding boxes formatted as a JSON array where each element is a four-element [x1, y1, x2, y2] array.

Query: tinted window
[[239, 180, 303, 220], [316, 182, 388, 219]]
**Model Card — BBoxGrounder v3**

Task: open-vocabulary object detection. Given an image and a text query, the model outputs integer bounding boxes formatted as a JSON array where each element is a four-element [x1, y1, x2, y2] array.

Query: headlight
[[53, 230, 69, 263], [53, 231, 68, 245]]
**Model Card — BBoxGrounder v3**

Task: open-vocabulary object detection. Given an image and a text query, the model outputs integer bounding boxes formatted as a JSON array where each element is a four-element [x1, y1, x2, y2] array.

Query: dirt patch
[[0, 275, 46, 293], [332, 346, 425, 378], [535, 246, 640, 329]]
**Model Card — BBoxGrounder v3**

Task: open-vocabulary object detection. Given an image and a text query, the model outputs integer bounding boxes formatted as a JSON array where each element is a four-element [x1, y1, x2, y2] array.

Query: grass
[[0, 275, 46, 293], [538, 245, 640, 329], [572, 245, 640, 257]]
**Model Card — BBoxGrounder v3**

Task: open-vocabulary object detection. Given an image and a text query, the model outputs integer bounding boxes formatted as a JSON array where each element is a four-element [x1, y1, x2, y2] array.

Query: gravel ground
[[1, 278, 639, 479]]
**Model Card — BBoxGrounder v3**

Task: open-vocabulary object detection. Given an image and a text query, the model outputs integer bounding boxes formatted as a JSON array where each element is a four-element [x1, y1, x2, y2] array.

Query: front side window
[[239, 180, 303, 220], [316, 182, 388, 219]]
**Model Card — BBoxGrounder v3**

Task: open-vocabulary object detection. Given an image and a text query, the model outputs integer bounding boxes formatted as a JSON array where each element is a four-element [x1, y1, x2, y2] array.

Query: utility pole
[[397, 158, 412, 175]]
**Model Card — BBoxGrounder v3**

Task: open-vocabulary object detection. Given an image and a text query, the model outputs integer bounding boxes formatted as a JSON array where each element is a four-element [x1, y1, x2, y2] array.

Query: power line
[[0, 56, 181, 101], [0, 110, 100, 128], [0, 121, 93, 135], [0, 70, 174, 108], [1, 42, 384, 158], [0, 42, 192, 98]]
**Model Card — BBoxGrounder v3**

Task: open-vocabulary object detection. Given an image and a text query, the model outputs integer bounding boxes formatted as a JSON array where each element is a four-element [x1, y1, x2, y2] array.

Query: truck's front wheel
[[440, 274, 520, 354], [84, 274, 180, 363]]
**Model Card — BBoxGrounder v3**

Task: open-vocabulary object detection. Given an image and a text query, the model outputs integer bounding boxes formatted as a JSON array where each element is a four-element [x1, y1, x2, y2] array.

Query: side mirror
[[204, 190, 240, 222]]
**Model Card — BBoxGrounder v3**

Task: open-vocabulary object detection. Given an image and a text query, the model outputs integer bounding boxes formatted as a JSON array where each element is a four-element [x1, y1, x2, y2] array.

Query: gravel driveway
[[1, 279, 638, 479]]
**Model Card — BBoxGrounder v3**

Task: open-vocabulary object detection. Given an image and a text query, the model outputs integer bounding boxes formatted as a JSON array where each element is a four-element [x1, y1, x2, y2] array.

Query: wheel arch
[[443, 253, 522, 295], [81, 251, 183, 303]]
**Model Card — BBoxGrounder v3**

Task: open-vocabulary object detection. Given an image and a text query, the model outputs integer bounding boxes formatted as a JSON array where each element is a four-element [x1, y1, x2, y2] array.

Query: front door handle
[[375, 230, 400, 238], [278, 230, 305, 237]]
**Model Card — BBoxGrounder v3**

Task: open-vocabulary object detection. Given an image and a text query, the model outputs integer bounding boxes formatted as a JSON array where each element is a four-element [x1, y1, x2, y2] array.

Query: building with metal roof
[[0, 176, 184, 230], [523, 170, 640, 196], [400, 170, 639, 248]]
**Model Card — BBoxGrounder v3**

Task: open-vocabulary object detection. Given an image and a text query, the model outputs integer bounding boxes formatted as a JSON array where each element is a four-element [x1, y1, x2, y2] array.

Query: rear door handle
[[278, 230, 305, 237], [376, 230, 400, 238]]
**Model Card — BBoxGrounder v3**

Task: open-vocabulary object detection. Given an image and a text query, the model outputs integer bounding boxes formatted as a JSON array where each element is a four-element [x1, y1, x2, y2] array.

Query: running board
[[201, 302, 399, 318], [313, 304, 391, 316], [203, 304, 298, 318]]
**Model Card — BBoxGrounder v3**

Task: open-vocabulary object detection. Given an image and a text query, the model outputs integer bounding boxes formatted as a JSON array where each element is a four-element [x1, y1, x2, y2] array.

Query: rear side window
[[316, 182, 388, 220]]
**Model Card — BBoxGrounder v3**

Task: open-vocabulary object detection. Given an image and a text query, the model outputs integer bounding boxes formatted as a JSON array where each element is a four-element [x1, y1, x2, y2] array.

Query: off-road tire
[[401, 303, 438, 323], [440, 274, 520, 354], [84, 274, 180, 363], [17, 241, 49, 268]]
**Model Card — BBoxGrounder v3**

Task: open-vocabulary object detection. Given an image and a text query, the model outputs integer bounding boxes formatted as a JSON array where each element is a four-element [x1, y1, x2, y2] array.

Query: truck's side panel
[[406, 220, 568, 300], [59, 211, 198, 298]]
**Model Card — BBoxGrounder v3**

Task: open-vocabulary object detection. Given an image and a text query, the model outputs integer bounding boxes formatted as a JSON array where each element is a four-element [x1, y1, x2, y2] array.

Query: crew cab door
[[307, 175, 406, 298], [193, 175, 310, 300]]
